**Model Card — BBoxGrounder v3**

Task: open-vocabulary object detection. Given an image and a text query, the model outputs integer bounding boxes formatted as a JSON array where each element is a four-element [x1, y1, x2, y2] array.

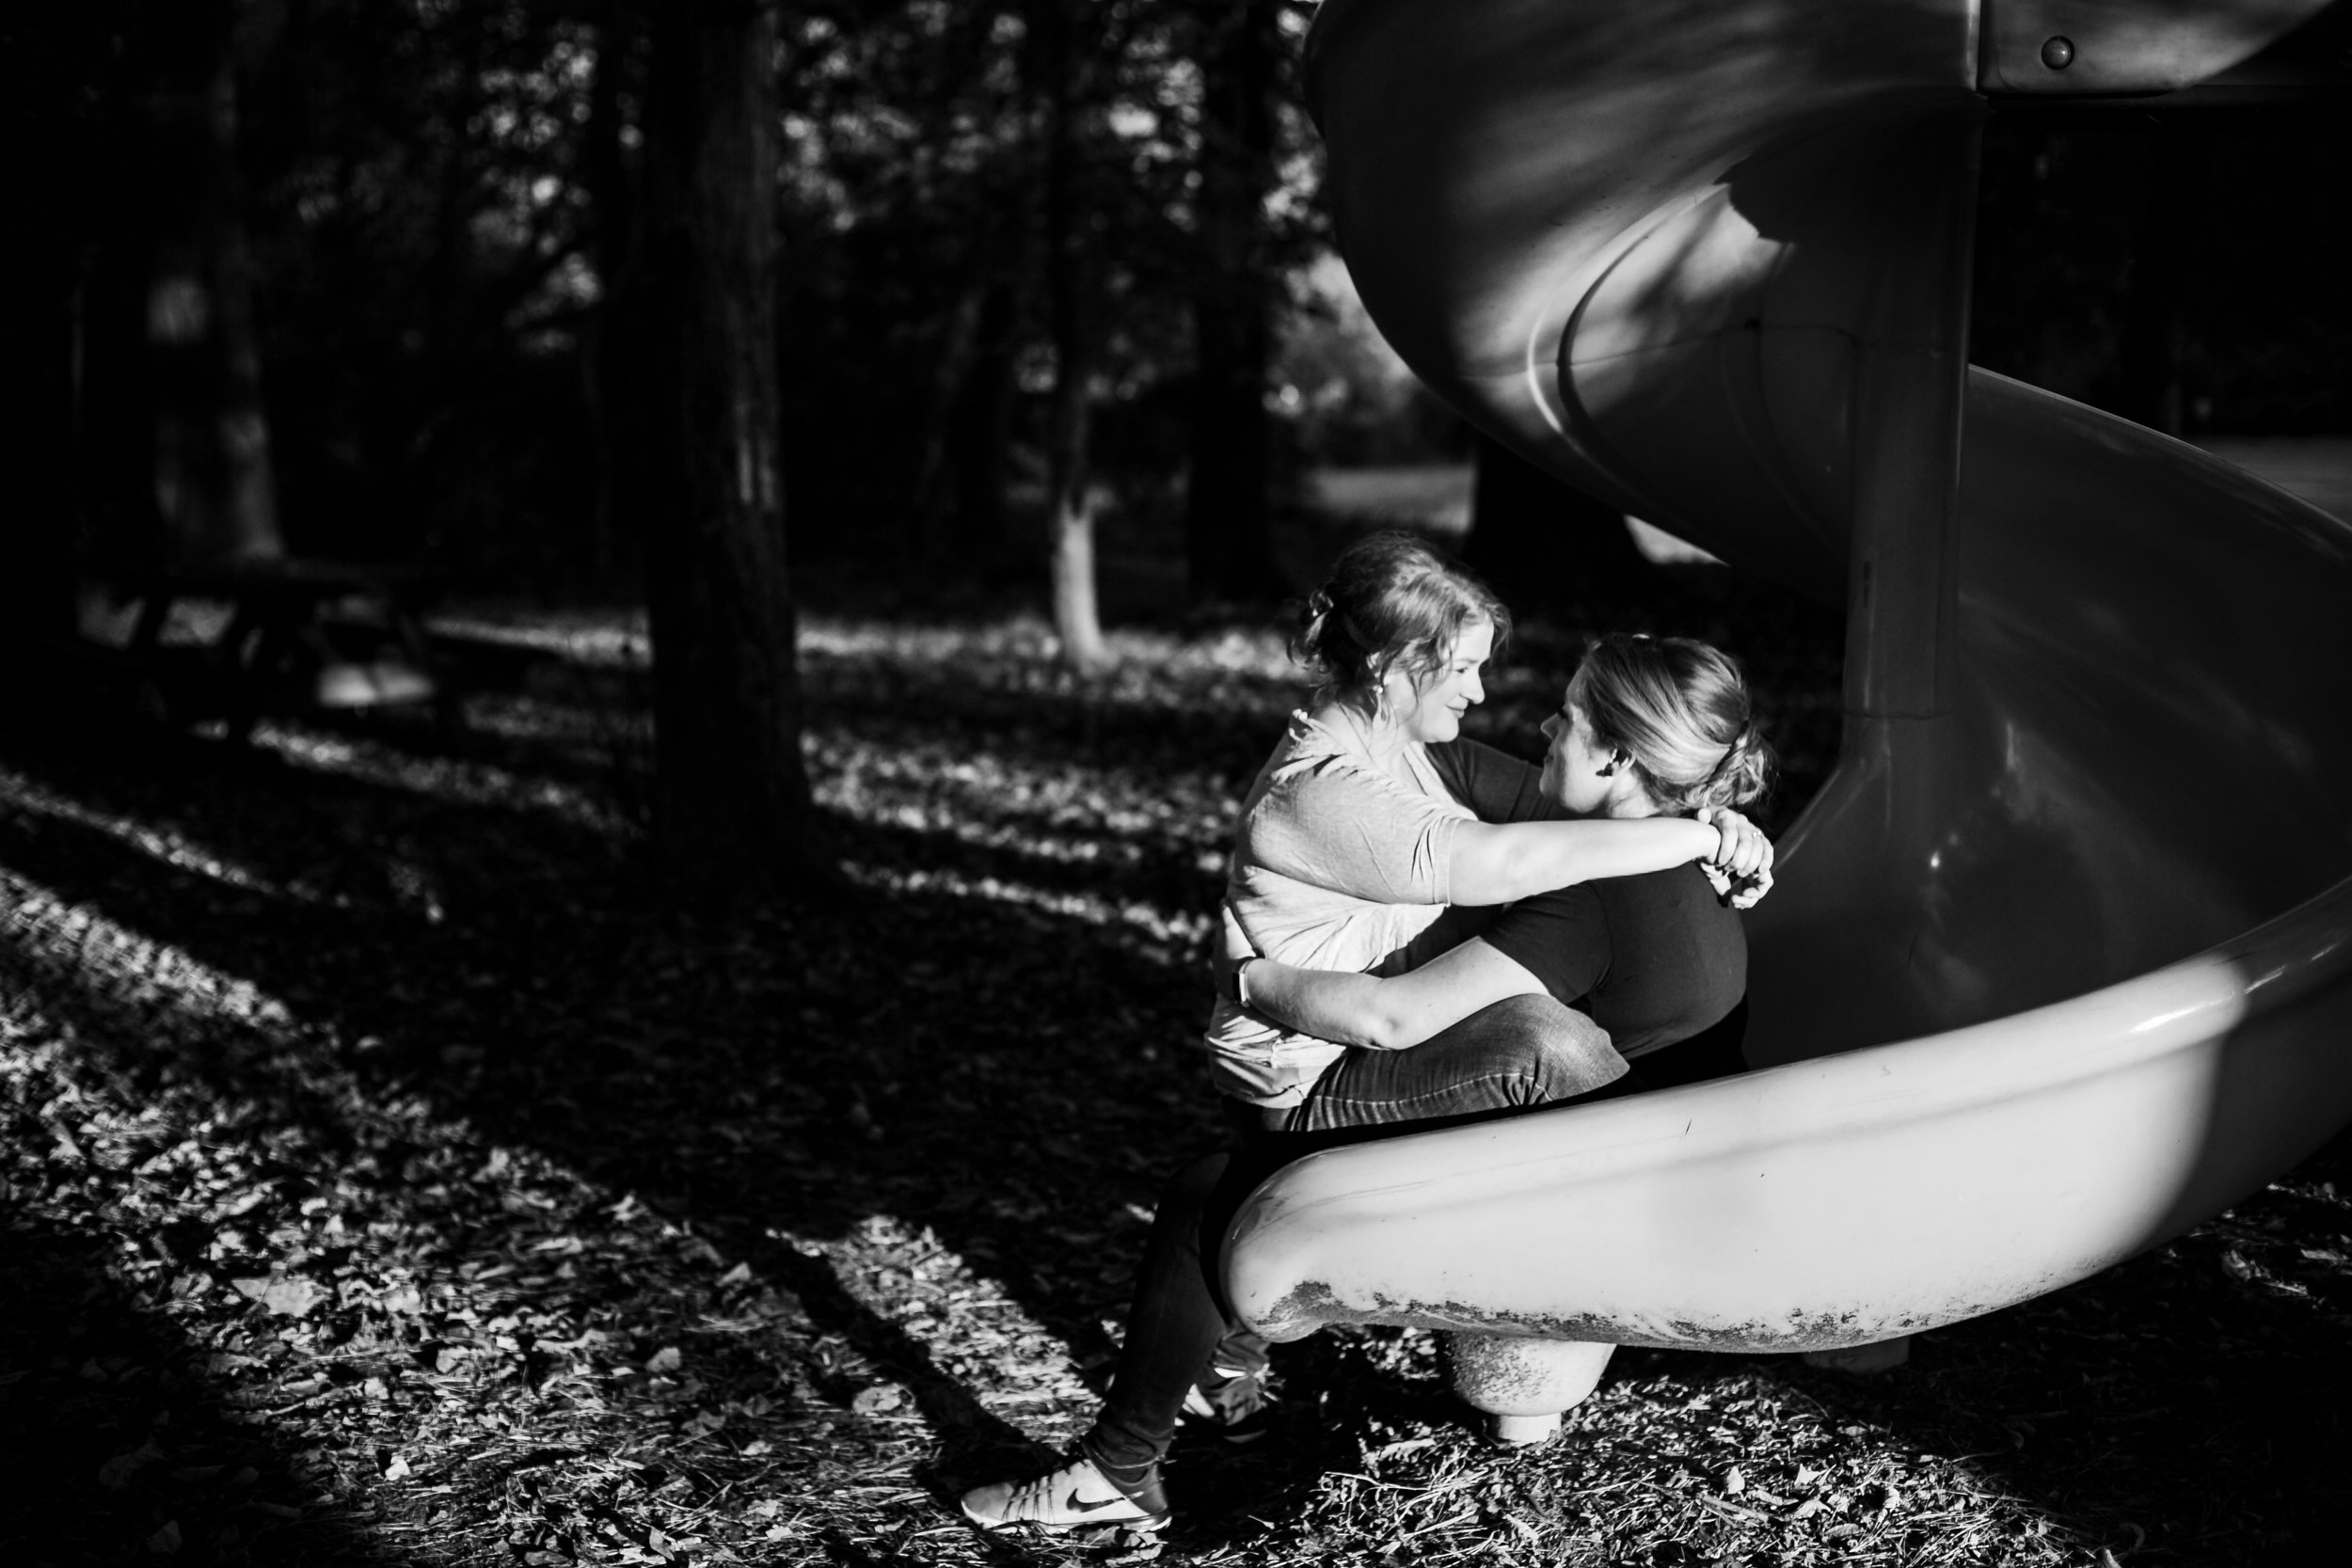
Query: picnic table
[[85, 557, 451, 736]]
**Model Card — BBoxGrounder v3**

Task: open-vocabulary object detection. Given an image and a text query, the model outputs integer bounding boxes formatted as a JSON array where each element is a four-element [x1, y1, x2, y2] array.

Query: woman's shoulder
[[1258, 707, 1396, 790], [1277, 735, 1468, 820], [1282, 704, 1371, 758], [1233, 711, 1374, 838], [1595, 862, 1748, 933]]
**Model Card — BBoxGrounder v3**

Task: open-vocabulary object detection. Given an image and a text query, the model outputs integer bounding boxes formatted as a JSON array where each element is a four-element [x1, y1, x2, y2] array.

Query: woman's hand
[[1696, 806, 1773, 881], [1213, 903, 1260, 1005], [1701, 860, 1775, 910]]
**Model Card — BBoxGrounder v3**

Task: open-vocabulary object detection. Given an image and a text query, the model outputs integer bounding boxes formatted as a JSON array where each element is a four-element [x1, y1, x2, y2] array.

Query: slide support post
[[1447, 1332, 1615, 1445]]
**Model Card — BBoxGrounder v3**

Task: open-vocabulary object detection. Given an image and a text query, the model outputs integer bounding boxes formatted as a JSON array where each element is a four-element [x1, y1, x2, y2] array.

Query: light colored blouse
[[1200, 706, 1549, 1105]]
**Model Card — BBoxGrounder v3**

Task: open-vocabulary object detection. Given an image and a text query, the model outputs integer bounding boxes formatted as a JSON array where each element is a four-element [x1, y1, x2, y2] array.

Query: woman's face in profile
[[1539, 700, 1618, 816], [1387, 615, 1493, 746]]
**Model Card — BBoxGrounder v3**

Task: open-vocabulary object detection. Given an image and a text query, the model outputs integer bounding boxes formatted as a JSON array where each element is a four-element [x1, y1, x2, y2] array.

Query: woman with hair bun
[[960, 536, 1774, 1536]]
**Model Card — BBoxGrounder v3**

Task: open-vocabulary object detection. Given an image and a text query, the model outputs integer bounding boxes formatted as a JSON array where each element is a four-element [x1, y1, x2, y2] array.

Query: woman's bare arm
[[1242, 936, 1549, 1051], [1444, 809, 1768, 907]]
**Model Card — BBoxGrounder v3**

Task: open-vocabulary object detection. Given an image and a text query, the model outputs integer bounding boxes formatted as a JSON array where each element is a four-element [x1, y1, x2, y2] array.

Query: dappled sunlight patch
[[2, 863, 296, 1033], [0, 865, 878, 1564], [843, 860, 1216, 959], [1, 764, 301, 903], [461, 689, 652, 752], [818, 739, 1232, 860], [4, 601, 2344, 1564], [802, 613, 1295, 686], [771, 1213, 1099, 1442], [803, 620, 1263, 960], [800, 615, 1306, 745], [436, 605, 1298, 692], [254, 721, 634, 837], [429, 610, 653, 670], [1239, 1341, 2095, 1568]]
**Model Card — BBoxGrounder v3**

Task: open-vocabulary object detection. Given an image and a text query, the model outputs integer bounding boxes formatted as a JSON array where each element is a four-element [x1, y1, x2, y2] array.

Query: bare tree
[[1032, 0, 1111, 672]]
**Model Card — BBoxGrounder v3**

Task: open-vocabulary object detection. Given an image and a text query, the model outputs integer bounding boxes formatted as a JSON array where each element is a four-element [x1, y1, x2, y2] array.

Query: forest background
[[8, 0, 2349, 691]]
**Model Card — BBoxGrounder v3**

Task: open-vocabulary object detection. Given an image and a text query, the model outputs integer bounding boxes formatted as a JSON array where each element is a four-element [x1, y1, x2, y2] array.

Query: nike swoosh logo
[[1066, 1490, 1123, 1513]]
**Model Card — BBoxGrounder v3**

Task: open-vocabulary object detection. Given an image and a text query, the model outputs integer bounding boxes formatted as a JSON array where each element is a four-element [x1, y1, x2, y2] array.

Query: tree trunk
[[1463, 432, 1652, 612], [1047, 386, 1109, 670], [145, 0, 284, 564], [1184, 0, 1280, 606], [581, 0, 644, 593], [637, 0, 827, 905], [1036, 0, 1110, 671], [1043, 323, 1110, 670]]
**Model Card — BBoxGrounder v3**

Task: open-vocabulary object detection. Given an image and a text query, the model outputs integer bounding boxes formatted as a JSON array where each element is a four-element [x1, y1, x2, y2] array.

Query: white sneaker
[[959, 1452, 1169, 1533]]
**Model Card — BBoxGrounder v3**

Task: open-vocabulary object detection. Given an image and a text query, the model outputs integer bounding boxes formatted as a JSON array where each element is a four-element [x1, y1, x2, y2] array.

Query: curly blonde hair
[[1290, 531, 1510, 698]]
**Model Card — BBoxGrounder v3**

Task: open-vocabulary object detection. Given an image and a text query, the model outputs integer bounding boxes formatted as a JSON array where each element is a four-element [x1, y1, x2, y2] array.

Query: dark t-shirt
[[1480, 863, 1747, 1065]]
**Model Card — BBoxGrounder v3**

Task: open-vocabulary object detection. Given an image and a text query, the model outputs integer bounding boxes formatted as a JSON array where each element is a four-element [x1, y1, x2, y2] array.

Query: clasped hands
[[1696, 805, 1773, 909]]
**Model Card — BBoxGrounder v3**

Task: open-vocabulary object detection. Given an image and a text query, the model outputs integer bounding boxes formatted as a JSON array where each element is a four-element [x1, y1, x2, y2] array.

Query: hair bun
[[1569, 632, 1774, 814], [1709, 723, 1777, 811]]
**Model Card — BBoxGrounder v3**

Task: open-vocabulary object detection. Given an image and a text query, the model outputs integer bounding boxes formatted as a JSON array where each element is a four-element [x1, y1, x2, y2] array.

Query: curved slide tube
[[1228, 0, 2352, 1424]]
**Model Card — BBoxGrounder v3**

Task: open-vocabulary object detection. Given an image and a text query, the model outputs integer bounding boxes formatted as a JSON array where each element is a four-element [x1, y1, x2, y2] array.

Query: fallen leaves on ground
[[2, 586, 2346, 1566]]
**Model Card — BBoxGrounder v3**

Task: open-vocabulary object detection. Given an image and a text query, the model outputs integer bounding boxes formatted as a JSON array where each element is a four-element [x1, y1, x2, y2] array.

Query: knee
[[1477, 993, 1602, 1053], [1473, 994, 1624, 1100]]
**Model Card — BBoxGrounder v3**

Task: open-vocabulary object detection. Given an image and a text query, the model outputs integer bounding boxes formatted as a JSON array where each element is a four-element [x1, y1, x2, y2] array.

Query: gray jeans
[[1087, 992, 1627, 1477], [1282, 991, 1627, 1132]]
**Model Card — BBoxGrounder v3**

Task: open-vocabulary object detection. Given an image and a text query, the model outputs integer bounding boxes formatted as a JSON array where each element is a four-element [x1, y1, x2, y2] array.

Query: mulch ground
[[4, 575, 2348, 1566]]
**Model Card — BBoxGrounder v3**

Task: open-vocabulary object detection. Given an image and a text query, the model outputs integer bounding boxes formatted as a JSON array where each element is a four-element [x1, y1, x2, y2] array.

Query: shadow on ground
[[2, 593, 2341, 1561], [0, 1211, 422, 1567], [0, 711, 1229, 1498]]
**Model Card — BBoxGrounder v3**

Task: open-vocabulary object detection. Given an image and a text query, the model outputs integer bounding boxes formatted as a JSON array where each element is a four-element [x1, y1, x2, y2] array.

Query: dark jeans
[[1084, 993, 1627, 1478]]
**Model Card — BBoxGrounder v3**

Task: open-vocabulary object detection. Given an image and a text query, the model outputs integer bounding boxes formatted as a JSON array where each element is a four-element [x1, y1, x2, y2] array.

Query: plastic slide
[[1224, 0, 2352, 1410]]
